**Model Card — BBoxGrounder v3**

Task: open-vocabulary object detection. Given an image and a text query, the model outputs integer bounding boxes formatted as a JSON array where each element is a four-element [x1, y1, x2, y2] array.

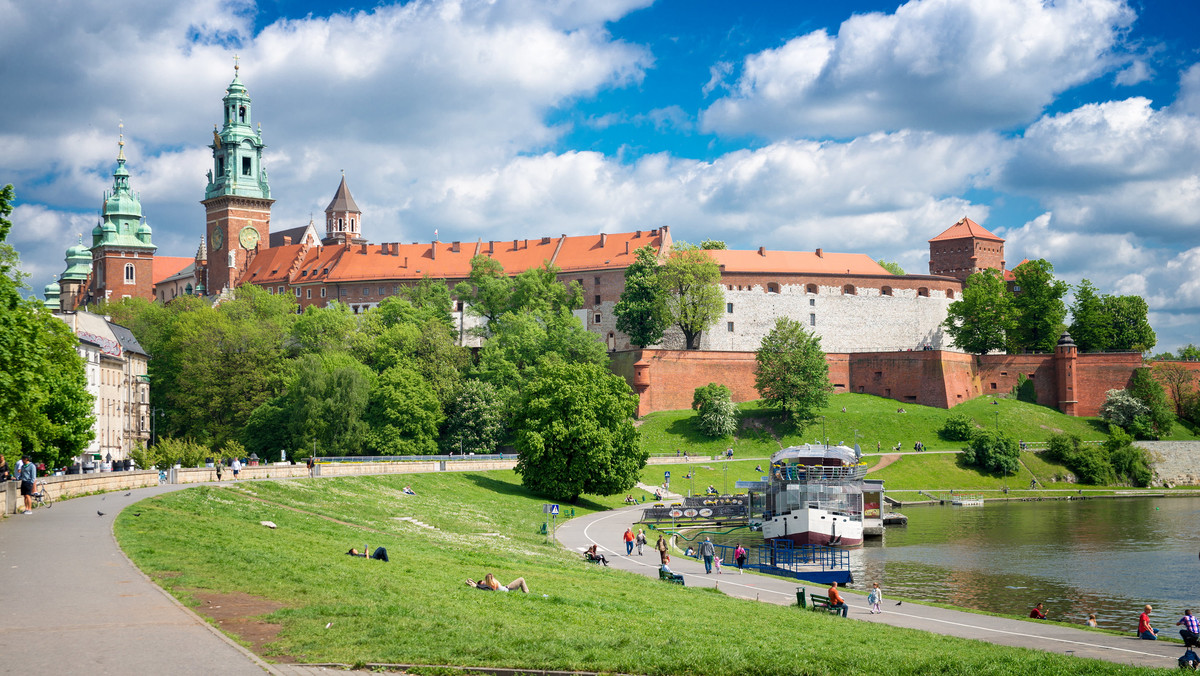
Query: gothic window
[[124, 263, 135, 283], [350, 219, 356, 231], [338, 218, 344, 229]]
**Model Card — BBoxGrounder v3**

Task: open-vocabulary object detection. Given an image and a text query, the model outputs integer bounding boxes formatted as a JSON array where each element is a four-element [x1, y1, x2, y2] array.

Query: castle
[[43, 65, 1152, 420]]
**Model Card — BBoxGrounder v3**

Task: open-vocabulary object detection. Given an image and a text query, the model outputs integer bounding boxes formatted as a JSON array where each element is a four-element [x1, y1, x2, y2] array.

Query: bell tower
[[84, 128, 157, 305], [201, 56, 273, 295]]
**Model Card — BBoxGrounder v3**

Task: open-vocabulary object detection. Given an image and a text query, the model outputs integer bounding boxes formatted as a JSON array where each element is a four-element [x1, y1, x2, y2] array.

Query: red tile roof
[[1003, 258, 1030, 281], [709, 249, 889, 276], [151, 257, 193, 285], [928, 217, 1003, 243]]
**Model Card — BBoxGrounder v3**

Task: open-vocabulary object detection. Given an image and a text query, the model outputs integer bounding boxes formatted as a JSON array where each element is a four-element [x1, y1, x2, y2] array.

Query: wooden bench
[[797, 588, 839, 614], [659, 568, 685, 585]]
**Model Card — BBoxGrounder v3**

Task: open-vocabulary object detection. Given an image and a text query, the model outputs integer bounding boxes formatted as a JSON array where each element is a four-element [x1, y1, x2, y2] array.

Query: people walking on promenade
[[623, 528, 634, 555], [18, 455, 35, 514], [699, 537, 715, 574], [868, 582, 883, 614], [734, 544, 746, 572], [635, 529, 646, 556], [656, 534, 668, 564]]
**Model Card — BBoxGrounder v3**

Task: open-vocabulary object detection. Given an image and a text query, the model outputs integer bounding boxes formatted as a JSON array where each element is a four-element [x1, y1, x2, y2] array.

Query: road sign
[[664, 471, 671, 478], [550, 504, 560, 515]]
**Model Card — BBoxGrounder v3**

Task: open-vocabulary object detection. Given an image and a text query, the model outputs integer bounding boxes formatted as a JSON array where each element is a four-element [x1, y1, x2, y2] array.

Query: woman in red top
[[1138, 604, 1159, 640]]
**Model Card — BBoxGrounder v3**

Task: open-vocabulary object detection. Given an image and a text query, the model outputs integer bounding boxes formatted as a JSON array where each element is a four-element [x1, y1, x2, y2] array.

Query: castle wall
[[1071, 353, 1143, 416]]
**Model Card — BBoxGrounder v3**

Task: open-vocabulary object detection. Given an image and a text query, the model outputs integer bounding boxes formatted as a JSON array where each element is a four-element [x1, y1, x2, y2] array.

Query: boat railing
[[776, 463, 869, 482], [713, 540, 849, 576]]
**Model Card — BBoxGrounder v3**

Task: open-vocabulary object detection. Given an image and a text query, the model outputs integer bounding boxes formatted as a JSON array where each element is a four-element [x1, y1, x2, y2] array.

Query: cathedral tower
[[85, 130, 157, 304], [324, 172, 363, 244], [202, 58, 273, 294]]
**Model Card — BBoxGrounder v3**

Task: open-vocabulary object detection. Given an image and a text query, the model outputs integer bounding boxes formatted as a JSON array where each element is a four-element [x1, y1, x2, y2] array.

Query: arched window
[[806, 283, 818, 294], [918, 287, 929, 297], [338, 218, 344, 229], [843, 284, 855, 295], [766, 282, 780, 294], [238, 106, 246, 123], [881, 286, 892, 297], [946, 289, 955, 299], [124, 263, 135, 283]]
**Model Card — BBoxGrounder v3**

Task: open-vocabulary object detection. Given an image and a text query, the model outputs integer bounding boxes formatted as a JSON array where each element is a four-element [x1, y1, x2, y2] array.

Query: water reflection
[[697, 497, 1200, 631]]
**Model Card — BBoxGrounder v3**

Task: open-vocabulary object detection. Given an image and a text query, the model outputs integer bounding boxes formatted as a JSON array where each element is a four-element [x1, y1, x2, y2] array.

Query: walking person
[[623, 528, 634, 555], [635, 529, 647, 556], [868, 582, 883, 614], [18, 455, 36, 514], [656, 534, 668, 565], [699, 537, 715, 574], [307, 455, 315, 478], [231, 456, 241, 481], [713, 554, 722, 574], [215, 460, 223, 481], [734, 543, 747, 572]]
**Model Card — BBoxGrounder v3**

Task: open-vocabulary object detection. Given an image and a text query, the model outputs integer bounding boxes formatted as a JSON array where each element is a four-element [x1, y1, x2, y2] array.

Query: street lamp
[[821, 415, 827, 447], [723, 462, 728, 495], [150, 408, 164, 447]]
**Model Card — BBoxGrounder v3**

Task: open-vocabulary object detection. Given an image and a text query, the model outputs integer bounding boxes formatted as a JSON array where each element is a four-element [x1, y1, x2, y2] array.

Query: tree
[[1104, 426, 1152, 486], [364, 364, 443, 455], [1152, 362, 1195, 416], [441, 379, 506, 455], [400, 275, 454, 328], [0, 184, 93, 468], [1102, 295, 1155, 352], [614, 244, 667, 348], [939, 413, 974, 441], [453, 255, 512, 330], [1008, 259, 1067, 353], [960, 429, 1019, 475], [1067, 279, 1110, 352], [659, 243, 723, 350], [700, 239, 727, 250], [513, 360, 645, 502], [1099, 389, 1148, 429], [754, 317, 831, 431], [1127, 367, 1174, 439], [510, 263, 582, 316], [290, 302, 357, 355], [942, 269, 1014, 355], [877, 260, 905, 275], [692, 383, 737, 438]]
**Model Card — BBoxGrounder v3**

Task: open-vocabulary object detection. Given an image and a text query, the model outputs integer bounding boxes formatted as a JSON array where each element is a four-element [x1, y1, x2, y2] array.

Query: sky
[[3, 0, 1199, 353]]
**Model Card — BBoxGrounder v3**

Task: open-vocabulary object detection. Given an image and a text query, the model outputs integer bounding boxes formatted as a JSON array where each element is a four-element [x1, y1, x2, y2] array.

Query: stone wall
[[1136, 441, 1200, 486]]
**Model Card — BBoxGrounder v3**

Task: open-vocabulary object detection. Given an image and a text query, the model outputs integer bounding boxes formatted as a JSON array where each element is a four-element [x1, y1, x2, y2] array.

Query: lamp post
[[150, 408, 164, 447], [821, 415, 827, 447], [723, 462, 728, 496]]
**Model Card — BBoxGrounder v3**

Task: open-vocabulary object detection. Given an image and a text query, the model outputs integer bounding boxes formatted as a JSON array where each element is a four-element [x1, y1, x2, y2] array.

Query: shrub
[[1127, 367, 1174, 439], [692, 383, 738, 438], [1099, 389, 1148, 428], [1011, 373, 1037, 404], [961, 429, 1020, 475], [1105, 425, 1153, 487], [129, 441, 159, 471], [939, 413, 974, 441], [155, 437, 209, 468]]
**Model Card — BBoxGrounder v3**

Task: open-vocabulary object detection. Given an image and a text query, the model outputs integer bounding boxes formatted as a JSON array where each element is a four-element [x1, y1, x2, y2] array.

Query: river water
[[704, 496, 1200, 631]]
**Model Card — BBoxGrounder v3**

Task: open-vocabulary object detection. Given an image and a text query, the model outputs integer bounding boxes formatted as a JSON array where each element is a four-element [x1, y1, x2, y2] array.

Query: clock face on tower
[[210, 227, 224, 250], [239, 226, 261, 249]]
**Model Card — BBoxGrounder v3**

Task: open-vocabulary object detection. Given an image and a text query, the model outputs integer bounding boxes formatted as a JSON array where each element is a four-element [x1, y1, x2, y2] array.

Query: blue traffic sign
[[664, 471, 671, 478], [550, 504, 560, 515]]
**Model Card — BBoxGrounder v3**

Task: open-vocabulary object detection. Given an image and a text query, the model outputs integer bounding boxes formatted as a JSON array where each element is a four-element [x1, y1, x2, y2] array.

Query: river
[[703, 496, 1200, 631]]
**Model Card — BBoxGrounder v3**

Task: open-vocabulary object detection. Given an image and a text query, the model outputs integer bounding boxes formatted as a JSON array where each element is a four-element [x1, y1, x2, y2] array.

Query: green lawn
[[116, 473, 1160, 675]]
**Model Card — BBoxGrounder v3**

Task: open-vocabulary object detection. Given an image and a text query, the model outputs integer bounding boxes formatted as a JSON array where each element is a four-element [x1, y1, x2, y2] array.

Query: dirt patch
[[190, 589, 296, 663], [866, 454, 901, 474], [1038, 424, 1064, 434]]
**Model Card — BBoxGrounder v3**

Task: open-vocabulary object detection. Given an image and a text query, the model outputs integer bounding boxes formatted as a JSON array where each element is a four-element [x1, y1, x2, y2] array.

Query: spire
[[117, 121, 126, 162], [206, 57, 270, 200]]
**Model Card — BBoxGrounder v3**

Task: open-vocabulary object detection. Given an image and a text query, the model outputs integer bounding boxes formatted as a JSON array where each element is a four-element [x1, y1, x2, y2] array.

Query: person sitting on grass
[[585, 544, 609, 566], [346, 547, 389, 562], [827, 582, 849, 618], [1029, 602, 1047, 619], [1138, 604, 1159, 640], [466, 573, 530, 593], [402, 486, 416, 495]]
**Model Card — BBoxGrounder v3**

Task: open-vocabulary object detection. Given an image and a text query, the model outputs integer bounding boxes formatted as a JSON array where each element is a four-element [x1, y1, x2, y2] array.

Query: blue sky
[[3, 0, 1199, 352]]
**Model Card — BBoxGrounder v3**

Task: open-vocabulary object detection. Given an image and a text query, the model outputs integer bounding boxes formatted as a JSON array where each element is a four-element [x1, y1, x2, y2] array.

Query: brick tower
[[83, 131, 157, 305], [928, 217, 1005, 281], [201, 58, 273, 295], [1054, 331, 1078, 416]]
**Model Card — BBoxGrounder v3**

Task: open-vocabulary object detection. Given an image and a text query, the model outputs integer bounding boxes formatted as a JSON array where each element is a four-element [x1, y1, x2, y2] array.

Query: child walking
[[713, 555, 722, 574], [868, 582, 883, 614]]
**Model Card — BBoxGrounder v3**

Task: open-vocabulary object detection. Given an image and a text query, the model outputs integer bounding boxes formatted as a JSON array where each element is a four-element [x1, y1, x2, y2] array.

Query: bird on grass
[[97, 510, 106, 517], [133, 513, 141, 517]]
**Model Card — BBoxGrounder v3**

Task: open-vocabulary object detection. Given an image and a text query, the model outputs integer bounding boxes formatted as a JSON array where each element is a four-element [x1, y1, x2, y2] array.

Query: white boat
[[761, 444, 869, 548]]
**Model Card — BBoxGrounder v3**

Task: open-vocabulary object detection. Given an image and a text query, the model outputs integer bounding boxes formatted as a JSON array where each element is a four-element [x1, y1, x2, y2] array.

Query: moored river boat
[[762, 444, 873, 547]]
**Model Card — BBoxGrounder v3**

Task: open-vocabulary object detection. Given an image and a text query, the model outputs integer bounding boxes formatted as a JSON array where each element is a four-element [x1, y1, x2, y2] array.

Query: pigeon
[[124, 492, 131, 497], [97, 510, 106, 517], [896, 601, 902, 606], [133, 513, 141, 517]]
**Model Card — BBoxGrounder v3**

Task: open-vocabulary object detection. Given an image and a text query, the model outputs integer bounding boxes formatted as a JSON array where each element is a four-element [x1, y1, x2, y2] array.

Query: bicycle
[[31, 481, 52, 509]]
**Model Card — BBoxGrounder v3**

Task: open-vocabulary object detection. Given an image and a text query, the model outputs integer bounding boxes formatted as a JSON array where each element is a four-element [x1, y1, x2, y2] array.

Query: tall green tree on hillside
[[614, 244, 667, 348], [513, 360, 645, 502], [1127, 367, 1174, 439], [1009, 259, 1067, 353], [1068, 279, 1109, 352], [441, 379, 506, 455], [0, 184, 93, 467], [942, 269, 1014, 355], [365, 364, 443, 455], [754, 317, 831, 431], [1102, 295, 1155, 353], [659, 242, 723, 350]]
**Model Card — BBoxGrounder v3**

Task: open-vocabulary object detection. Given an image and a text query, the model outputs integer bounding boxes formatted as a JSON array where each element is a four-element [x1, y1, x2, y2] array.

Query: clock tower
[[201, 58, 273, 294]]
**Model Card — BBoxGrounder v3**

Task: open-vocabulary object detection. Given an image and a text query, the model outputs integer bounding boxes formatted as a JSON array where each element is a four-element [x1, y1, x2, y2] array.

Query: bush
[[1099, 389, 1148, 429], [155, 437, 209, 468], [939, 413, 974, 441], [961, 429, 1020, 475], [1127, 368, 1174, 439], [1104, 425, 1153, 487], [441, 380, 506, 454], [1011, 373, 1037, 404], [1044, 433, 1080, 464], [129, 441, 159, 471], [692, 383, 737, 438]]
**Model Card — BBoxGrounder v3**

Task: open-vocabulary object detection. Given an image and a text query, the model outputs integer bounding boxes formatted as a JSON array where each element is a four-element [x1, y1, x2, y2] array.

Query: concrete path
[[0, 481, 342, 676], [556, 505, 1190, 670]]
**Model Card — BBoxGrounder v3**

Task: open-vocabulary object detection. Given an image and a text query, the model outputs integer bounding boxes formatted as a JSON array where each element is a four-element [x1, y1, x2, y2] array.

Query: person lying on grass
[[466, 573, 529, 593], [346, 547, 389, 562]]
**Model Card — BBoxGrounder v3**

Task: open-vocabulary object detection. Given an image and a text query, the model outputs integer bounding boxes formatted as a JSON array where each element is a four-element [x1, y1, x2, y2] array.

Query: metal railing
[[317, 454, 517, 463]]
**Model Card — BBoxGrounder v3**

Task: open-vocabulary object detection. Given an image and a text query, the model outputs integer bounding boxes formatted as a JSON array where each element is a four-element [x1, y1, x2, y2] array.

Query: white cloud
[[1173, 63, 1200, 116], [702, 0, 1134, 138], [1114, 58, 1152, 86]]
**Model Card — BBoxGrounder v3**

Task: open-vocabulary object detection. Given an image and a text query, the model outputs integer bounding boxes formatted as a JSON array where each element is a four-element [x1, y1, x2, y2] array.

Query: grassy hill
[[115, 473, 1157, 675]]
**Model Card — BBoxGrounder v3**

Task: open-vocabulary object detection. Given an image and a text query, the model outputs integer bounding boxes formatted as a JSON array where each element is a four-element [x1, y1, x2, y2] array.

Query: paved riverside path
[[0, 481, 342, 676], [556, 505, 1187, 670]]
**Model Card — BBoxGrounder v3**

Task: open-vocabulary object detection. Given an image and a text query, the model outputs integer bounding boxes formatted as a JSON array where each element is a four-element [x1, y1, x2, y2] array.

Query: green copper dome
[[62, 237, 92, 282], [94, 135, 155, 251], [136, 220, 153, 243], [43, 278, 61, 311]]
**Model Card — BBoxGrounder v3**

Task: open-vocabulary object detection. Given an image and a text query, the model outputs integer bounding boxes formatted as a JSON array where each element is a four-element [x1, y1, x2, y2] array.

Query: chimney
[[282, 236, 292, 246], [600, 233, 607, 247], [541, 236, 551, 245], [360, 243, 367, 254], [758, 246, 766, 257], [381, 242, 389, 255], [488, 241, 495, 254], [513, 239, 518, 250], [391, 243, 399, 256], [404, 256, 408, 268], [815, 248, 823, 258], [635, 230, 642, 238], [625, 241, 630, 255], [523, 238, 528, 249], [432, 241, 437, 260], [452, 241, 460, 253]]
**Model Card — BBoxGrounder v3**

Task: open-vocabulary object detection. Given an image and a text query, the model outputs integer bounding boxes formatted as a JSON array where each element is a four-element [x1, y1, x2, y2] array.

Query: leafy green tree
[[1008, 259, 1067, 353], [659, 243, 723, 350], [1099, 389, 1148, 429], [155, 437, 209, 468], [441, 379, 506, 454], [692, 383, 737, 438], [400, 275, 454, 328], [877, 260, 905, 275], [512, 360, 645, 502], [1067, 279, 1109, 352], [287, 353, 374, 457], [939, 413, 974, 441], [614, 244, 667, 348], [942, 269, 1014, 355], [1102, 295, 1156, 352], [510, 263, 582, 316], [700, 239, 727, 250], [1179, 344, 1200, 361], [0, 184, 93, 468], [365, 364, 443, 455], [1127, 367, 1174, 439], [290, 302, 357, 355], [1104, 426, 1152, 486], [960, 429, 1019, 475], [1152, 362, 1195, 416], [754, 317, 831, 431], [453, 255, 512, 330]]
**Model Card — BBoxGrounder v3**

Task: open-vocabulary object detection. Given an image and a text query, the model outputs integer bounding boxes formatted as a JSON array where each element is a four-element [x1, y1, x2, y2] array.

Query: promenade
[[0, 473, 1188, 674]]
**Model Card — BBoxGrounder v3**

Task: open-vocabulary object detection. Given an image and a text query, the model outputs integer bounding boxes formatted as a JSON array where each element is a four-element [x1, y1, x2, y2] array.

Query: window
[[363, 288, 371, 296], [294, 288, 301, 298], [726, 302, 734, 313], [238, 105, 246, 123], [320, 288, 327, 298], [456, 301, 464, 312], [595, 294, 601, 305], [767, 283, 780, 294], [242, 157, 251, 176], [594, 312, 602, 324], [946, 289, 955, 299], [594, 276, 601, 284], [727, 321, 734, 332], [809, 298, 816, 307], [124, 263, 135, 283], [806, 283, 818, 294], [305, 288, 312, 299], [881, 286, 892, 297], [217, 157, 224, 175], [809, 313, 816, 326], [379, 286, 386, 294], [340, 289, 348, 296], [843, 284, 855, 295], [918, 287, 930, 297], [277, 286, 284, 294]]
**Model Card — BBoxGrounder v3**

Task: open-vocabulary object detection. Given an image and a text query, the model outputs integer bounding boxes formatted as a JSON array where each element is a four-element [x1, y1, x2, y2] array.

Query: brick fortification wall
[[622, 348, 1147, 418]]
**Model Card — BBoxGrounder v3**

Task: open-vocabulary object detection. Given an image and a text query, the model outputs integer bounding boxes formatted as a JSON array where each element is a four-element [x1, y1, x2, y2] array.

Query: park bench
[[659, 568, 685, 585], [796, 588, 839, 614], [584, 553, 604, 564]]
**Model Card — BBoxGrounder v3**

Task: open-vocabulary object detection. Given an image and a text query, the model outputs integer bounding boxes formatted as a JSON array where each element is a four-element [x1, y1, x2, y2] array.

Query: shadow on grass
[[665, 417, 709, 445], [457, 472, 607, 512]]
